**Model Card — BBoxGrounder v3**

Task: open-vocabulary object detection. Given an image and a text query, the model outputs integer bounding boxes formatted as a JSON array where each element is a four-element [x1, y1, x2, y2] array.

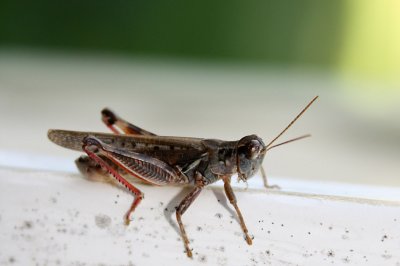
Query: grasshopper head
[[235, 96, 318, 183], [236, 135, 266, 182]]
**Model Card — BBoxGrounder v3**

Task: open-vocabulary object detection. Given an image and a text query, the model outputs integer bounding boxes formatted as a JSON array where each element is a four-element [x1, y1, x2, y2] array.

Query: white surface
[[1, 167, 400, 266]]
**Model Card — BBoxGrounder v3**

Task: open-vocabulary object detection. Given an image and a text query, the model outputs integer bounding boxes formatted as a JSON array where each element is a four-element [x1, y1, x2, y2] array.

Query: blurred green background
[[1, 1, 398, 80]]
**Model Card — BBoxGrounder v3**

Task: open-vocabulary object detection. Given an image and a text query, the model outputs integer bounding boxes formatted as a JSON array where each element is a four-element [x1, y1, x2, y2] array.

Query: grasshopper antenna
[[266, 134, 311, 151], [265, 96, 318, 150]]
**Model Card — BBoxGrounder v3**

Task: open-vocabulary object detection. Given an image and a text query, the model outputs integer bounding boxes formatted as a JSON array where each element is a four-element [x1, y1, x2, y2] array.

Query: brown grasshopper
[[48, 96, 318, 257]]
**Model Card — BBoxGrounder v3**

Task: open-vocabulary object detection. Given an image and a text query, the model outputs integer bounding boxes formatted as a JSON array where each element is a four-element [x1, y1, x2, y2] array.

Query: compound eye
[[247, 140, 261, 159]]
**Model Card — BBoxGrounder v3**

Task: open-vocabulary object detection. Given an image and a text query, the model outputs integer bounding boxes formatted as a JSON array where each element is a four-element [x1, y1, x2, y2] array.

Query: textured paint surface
[[1, 167, 399, 266]]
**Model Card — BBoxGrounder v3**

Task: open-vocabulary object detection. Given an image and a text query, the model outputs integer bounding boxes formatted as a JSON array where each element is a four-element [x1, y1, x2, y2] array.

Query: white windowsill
[[0, 151, 399, 266]]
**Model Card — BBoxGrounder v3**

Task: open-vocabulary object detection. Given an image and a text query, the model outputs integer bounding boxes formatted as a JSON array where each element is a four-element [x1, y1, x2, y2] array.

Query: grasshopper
[[48, 96, 318, 257]]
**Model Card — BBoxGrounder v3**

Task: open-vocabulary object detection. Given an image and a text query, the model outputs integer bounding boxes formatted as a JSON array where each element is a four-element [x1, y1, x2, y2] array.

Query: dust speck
[[215, 213, 222, 219], [23, 221, 33, 229], [50, 197, 57, 204], [95, 214, 111, 229], [198, 255, 207, 263]]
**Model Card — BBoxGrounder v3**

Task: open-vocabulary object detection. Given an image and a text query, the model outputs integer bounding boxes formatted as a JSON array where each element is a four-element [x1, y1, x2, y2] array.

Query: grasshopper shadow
[[164, 186, 239, 236], [164, 186, 193, 236], [210, 187, 237, 222]]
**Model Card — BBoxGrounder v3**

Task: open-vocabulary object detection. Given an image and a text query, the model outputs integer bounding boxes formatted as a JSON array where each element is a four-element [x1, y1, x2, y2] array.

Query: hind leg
[[75, 108, 156, 182], [82, 137, 144, 225], [75, 155, 120, 186], [101, 108, 156, 136]]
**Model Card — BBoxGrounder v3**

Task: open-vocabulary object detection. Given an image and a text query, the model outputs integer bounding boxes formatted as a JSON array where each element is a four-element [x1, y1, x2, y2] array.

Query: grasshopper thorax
[[236, 135, 266, 182]]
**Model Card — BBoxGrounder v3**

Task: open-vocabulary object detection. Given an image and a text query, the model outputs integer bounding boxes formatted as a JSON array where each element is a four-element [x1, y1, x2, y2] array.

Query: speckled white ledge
[[1, 166, 399, 266]]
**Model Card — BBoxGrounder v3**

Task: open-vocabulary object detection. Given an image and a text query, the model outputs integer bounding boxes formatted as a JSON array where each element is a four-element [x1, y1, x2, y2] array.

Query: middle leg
[[176, 185, 203, 258]]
